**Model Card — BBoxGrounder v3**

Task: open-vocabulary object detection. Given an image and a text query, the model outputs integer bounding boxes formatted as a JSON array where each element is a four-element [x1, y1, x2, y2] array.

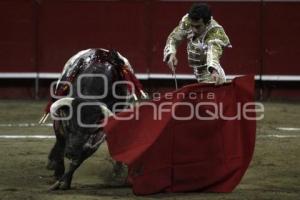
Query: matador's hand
[[166, 53, 178, 71], [211, 69, 225, 85]]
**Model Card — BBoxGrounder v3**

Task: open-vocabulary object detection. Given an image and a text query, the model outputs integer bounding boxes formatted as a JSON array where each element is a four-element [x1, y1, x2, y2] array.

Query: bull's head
[[50, 98, 113, 159]]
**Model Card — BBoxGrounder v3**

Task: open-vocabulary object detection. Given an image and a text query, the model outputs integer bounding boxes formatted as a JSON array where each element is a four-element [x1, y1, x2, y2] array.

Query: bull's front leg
[[48, 159, 82, 190], [48, 138, 102, 190], [47, 121, 66, 180], [47, 141, 65, 180]]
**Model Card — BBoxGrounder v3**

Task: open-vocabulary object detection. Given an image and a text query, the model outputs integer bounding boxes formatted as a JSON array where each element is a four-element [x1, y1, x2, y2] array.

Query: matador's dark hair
[[188, 3, 212, 25]]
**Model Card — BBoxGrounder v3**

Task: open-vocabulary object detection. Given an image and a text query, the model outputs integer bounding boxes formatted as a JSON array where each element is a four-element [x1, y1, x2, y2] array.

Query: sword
[[172, 66, 178, 90], [166, 54, 178, 90]]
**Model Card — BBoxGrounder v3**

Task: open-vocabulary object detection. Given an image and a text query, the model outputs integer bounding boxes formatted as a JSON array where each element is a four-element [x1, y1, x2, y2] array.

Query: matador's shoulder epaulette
[[179, 14, 191, 30]]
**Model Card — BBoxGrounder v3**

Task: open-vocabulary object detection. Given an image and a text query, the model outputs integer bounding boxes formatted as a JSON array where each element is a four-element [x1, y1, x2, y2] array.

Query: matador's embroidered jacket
[[164, 14, 231, 83]]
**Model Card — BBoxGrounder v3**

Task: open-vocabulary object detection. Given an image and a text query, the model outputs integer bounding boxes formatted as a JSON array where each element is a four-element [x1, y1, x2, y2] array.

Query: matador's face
[[190, 18, 206, 36]]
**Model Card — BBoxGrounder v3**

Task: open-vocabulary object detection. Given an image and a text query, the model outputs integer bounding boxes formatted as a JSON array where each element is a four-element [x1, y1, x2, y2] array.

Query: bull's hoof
[[46, 176, 58, 185], [48, 179, 71, 191], [48, 181, 61, 191], [60, 182, 71, 190]]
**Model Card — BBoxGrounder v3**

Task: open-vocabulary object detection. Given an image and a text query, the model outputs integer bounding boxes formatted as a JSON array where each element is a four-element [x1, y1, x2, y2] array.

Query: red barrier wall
[[38, 0, 148, 73], [0, 0, 37, 72], [0, 0, 300, 98], [0, 0, 299, 77], [263, 2, 300, 75]]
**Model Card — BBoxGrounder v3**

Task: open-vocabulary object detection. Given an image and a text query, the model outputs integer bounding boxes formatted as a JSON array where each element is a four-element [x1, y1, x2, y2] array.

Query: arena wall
[[0, 0, 299, 98]]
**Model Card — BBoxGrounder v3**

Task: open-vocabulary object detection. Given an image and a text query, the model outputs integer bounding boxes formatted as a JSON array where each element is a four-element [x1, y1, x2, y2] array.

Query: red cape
[[104, 75, 256, 195]]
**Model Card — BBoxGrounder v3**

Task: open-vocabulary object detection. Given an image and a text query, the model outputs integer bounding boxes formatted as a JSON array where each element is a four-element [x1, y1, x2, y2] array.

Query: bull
[[42, 48, 145, 190]]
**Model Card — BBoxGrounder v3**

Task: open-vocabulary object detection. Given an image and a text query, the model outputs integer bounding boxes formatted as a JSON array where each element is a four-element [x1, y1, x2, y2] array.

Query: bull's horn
[[99, 105, 113, 118], [50, 97, 74, 118]]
